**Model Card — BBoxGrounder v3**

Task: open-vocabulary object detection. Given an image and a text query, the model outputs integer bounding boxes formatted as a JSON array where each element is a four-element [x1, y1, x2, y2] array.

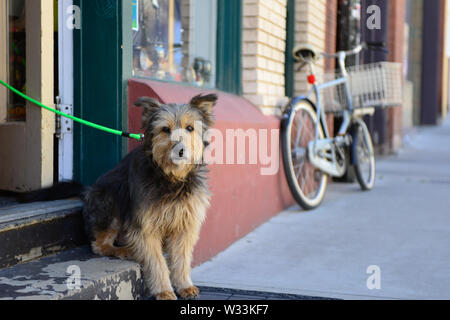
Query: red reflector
[[307, 74, 316, 84]]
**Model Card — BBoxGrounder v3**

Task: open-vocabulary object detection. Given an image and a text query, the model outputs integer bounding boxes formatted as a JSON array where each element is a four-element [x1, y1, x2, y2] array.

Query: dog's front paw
[[156, 291, 177, 300], [178, 286, 200, 300]]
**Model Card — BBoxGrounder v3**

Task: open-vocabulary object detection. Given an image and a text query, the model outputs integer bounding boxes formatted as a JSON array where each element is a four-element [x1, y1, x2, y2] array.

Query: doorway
[[0, 0, 58, 197]]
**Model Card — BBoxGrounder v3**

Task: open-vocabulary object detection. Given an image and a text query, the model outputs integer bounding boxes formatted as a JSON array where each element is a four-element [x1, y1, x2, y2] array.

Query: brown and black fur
[[82, 94, 217, 300]]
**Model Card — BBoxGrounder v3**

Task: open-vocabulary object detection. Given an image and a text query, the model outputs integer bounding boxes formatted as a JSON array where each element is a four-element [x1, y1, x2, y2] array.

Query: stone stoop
[[0, 246, 145, 300], [0, 200, 146, 300], [0, 200, 87, 269]]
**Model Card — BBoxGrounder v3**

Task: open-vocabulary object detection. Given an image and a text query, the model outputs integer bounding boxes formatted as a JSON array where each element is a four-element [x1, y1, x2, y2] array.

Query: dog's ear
[[135, 97, 161, 128], [190, 94, 218, 116]]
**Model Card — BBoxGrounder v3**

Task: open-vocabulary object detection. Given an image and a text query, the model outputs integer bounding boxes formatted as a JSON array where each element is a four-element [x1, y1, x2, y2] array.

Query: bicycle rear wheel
[[281, 100, 327, 210], [352, 119, 376, 190]]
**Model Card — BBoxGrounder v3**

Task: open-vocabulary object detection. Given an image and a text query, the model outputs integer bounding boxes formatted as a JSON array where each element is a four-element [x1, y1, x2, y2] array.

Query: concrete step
[[0, 200, 87, 269], [0, 246, 145, 300], [0, 245, 328, 300]]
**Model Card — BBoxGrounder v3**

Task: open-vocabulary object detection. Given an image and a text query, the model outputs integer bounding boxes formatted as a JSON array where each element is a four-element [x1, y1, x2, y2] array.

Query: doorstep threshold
[[0, 199, 86, 269], [0, 199, 83, 226]]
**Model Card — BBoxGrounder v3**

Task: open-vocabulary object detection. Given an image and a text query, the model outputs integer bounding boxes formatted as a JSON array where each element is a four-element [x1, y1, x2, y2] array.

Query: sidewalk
[[192, 116, 450, 300]]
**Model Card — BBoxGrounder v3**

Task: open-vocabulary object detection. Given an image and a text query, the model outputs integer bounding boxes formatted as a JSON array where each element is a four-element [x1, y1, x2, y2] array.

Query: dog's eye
[[162, 127, 171, 134], [186, 125, 194, 132]]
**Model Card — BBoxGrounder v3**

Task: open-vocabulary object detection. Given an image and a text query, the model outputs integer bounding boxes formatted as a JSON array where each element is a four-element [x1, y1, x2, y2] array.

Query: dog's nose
[[171, 143, 189, 162]]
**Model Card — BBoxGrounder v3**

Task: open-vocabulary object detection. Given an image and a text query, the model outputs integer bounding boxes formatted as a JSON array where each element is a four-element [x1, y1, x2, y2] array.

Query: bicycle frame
[[290, 51, 365, 177], [311, 52, 353, 140]]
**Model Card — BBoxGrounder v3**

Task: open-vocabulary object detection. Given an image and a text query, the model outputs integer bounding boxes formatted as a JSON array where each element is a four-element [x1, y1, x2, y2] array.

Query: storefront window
[[7, 0, 26, 121], [132, 0, 217, 88]]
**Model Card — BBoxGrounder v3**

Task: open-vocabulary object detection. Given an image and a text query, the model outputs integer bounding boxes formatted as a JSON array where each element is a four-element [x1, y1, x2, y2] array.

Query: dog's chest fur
[[140, 189, 209, 235], [129, 148, 210, 235]]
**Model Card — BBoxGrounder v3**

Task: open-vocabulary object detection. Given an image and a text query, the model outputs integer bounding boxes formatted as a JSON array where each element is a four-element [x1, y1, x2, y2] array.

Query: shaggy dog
[[83, 94, 217, 300], [20, 94, 217, 300]]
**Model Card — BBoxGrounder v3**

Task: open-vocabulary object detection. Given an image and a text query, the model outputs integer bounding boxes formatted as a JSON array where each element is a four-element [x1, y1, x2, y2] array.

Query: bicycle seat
[[293, 44, 320, 62]]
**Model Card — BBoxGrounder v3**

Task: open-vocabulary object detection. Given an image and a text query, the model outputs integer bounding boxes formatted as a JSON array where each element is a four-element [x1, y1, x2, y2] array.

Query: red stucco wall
[[128, 79, 294, 265]]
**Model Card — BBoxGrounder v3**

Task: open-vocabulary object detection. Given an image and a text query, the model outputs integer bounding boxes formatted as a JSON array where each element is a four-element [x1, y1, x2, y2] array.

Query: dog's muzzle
[[171, 142, 191, 164]]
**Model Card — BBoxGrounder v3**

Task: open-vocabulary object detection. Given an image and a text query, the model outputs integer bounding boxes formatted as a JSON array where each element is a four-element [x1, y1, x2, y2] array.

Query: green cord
[[0, 79, 143, 141]]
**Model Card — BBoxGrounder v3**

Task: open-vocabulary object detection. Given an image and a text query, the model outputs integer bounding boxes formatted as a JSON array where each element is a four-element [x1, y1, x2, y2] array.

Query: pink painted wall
[[128, 79, 294, 265]]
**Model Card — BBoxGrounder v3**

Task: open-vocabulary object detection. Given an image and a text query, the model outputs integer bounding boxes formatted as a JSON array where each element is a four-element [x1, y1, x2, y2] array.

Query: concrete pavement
[[196, 286, 332, 300], [192, 116, 450, 300]]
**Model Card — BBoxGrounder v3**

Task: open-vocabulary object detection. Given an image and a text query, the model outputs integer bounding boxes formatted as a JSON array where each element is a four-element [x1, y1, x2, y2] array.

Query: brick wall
[[325, 0, 337, 72], [388, 0, 405, 151], [241, 0, 331, 115], [294, 0, 327, 96], [408, 0, 423, 125], [242, 0, 288, 115]]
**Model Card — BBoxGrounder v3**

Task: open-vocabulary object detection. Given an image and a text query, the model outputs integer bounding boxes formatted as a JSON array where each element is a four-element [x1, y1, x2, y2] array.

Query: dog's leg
[[166, 228, 200, 300], [131, 232, 176, 300], [91, 220, 132, 260], [92, 230, 131, 260]]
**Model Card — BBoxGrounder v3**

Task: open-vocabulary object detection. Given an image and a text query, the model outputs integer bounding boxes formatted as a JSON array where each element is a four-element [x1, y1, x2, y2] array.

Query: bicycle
[[281, 43, 402, 210]]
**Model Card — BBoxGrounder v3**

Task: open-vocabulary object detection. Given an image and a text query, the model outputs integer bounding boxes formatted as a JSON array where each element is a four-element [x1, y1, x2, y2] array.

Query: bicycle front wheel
[[281, 100, 327, 210], [352, 119, 376, 191]]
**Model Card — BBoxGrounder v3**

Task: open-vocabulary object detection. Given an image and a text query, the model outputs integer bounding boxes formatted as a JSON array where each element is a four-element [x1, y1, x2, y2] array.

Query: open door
[[0, 0, 55, 192]]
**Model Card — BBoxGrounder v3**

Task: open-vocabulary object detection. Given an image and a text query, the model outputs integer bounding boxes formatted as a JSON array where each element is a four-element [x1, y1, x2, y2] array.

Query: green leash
[[0, 79, 143, 141]]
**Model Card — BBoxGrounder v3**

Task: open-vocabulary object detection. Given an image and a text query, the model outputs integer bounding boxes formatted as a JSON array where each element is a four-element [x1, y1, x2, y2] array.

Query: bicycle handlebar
[[320, 42, 387, 59]]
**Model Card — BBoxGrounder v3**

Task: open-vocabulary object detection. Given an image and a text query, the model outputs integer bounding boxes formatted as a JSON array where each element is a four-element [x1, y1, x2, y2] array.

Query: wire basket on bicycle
[[318, 62, 403, 113]]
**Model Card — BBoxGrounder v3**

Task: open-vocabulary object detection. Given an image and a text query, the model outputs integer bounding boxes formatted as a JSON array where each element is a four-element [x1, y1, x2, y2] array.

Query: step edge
[[0, 200, 83, 231], [0, 247, 145, 300]]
